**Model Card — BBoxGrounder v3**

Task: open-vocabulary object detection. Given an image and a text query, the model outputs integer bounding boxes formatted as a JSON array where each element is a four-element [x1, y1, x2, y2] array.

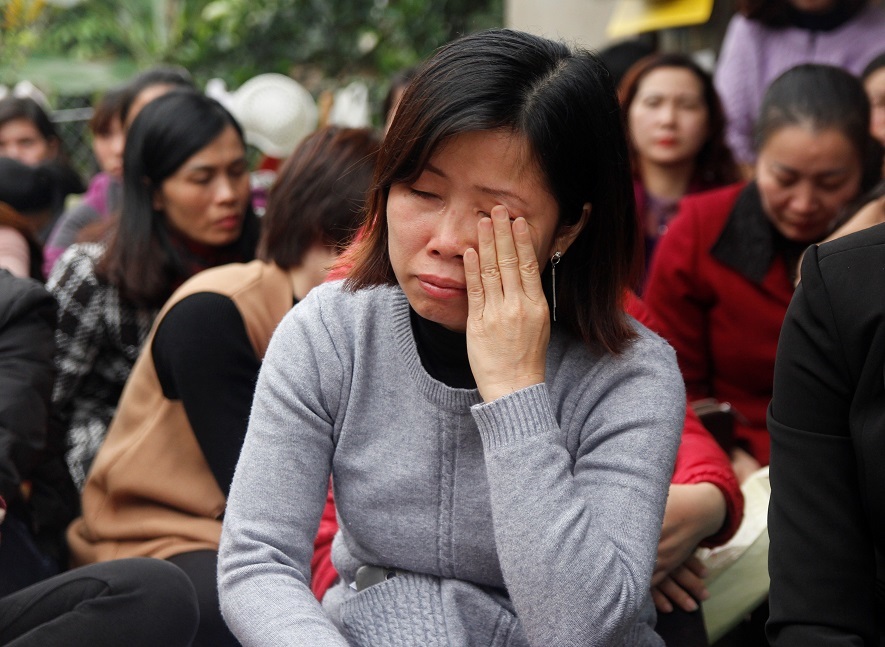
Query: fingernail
[[513, 218, 527, 233], [685, 599, 699, 611]]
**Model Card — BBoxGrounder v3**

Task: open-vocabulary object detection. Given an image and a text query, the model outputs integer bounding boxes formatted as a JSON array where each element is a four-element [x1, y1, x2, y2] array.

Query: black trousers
[[0, 558, 198, 646], [0, 515, 60, 598], [167, 549, 240, 647], [656, 605, 710, 647]]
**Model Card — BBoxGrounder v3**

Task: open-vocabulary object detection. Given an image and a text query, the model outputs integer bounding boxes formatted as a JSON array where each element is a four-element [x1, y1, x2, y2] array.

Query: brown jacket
[[68, 260, 292, 564]]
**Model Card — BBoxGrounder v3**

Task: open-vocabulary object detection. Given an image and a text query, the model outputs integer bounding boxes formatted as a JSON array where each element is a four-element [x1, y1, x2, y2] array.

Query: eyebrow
[[183, 156, 247, 173], [770, 162, 851, 179], [424, 162, 531, 206]]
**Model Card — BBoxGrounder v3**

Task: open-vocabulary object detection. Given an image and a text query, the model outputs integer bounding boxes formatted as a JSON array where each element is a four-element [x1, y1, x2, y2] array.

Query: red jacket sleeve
[[309, 483, 339, 600], [626, 291, 743, 546], [673, 407, 743, 545]]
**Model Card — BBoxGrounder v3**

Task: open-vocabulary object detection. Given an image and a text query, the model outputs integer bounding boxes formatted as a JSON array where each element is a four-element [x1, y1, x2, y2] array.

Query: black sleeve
[[152, 292, 261, 497], [766, 246, 877, 646], [0, 274, 57, 503]]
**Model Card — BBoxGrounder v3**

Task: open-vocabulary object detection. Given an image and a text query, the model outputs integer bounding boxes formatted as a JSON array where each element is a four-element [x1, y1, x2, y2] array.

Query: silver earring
[[551, 251, 562, 322]]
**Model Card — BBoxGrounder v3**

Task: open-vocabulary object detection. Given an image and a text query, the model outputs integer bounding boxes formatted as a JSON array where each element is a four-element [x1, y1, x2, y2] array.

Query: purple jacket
[[714, 5, 885, 164]]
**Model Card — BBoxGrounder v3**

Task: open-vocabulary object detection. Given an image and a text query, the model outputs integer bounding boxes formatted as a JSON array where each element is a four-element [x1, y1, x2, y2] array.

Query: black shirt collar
[[409, 308, 476, 389], [711, 182, 806, 285]]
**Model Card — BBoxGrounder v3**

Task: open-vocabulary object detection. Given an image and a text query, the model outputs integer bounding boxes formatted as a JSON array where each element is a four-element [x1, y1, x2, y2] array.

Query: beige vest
[[68, 261, 293, 564]]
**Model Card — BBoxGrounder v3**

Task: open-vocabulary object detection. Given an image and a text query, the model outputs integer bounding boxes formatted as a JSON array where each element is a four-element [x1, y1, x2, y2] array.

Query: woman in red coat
[[645, 63, 883, 481]]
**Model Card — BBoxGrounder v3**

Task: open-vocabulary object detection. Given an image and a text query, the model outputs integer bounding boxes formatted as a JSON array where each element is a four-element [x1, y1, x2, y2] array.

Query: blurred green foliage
[[4, 0, 502, 95]]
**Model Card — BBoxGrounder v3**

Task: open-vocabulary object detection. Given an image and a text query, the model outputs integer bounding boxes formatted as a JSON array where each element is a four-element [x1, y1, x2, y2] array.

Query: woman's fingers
[[651, 586, 674, 614], [512, 216, 544, 302], [490, 206, 522, 297], [477, 216, 503, 305], [480, 207, 544, 304], [655, 575, 700, 613], [670, 562, 708, 601], [464, 247, 484, 318], [682, 555, 708, 579]]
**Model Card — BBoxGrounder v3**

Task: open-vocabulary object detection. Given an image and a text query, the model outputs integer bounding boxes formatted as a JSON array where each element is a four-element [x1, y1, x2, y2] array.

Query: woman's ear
[[152, 187, 165, 212], [554, 202, 591, 255]]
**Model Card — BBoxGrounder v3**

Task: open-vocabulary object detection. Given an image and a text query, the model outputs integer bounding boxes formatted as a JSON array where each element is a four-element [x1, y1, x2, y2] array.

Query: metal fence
[[53, 95, 98, 183]]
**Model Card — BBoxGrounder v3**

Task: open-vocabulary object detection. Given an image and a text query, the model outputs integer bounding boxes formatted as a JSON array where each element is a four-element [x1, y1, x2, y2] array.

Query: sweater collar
[[390, 288, 483, 412], [710, 182, 806, 285]]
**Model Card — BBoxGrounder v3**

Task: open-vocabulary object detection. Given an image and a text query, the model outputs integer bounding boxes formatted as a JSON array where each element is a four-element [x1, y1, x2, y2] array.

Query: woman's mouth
[[417, 274, 466, 299]]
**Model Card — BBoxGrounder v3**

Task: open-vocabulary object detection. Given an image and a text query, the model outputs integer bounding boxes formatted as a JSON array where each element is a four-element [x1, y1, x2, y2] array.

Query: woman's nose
[[658, 102, 677, 125], [215, 176, 239, 204], [428, 207, 474, 259], [790, 184, 818, 214]]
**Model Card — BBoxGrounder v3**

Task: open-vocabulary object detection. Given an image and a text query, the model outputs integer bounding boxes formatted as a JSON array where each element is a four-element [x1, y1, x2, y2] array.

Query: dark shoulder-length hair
[[258, 126, 380, 269], [618, 52, 740, 188], [739, 0, 867, 26], [97, 91, 258, 308], [756, 63, 884, 193], [346, 28, 640, 355]]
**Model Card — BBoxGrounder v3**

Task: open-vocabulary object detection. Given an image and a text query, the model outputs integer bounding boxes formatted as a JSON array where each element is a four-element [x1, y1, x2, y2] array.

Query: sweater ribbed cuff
[[470, 383, 556, 450]]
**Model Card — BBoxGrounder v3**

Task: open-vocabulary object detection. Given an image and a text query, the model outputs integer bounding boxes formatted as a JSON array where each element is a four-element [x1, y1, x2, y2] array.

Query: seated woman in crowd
[[42, 86, 127, 277], [0, 96, 85, 241], [0, 276, 191, 647], [767, 188, 885, 645], [219, 28, 685, 646], [47, 91, 258, 490], [0, 269, 73, 594], [619, 53, 739, 275], [715, 0, 885, 169], [67, 125, 379, 647], [0, 158, 55, 280], [645, 64, 883, 481]]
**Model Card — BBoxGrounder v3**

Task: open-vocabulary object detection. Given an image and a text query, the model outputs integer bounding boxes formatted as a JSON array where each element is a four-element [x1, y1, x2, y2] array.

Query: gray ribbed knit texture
[[219, 282, 684, 646]]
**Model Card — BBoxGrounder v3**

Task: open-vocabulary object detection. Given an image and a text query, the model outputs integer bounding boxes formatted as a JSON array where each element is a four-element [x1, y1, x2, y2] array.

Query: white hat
[[328, 81, 371, 129], [230, 73, 318, 159]]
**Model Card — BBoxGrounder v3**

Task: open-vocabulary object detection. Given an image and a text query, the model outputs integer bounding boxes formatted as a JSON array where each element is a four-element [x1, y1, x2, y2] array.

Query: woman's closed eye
[[409, 187, 439, 200], [190, 172, 213, 186]]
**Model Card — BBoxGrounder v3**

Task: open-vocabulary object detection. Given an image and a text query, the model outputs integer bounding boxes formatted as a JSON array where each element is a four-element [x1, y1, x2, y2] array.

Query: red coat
[[644, 183, 795, 466], [626, 292, 743, 545]]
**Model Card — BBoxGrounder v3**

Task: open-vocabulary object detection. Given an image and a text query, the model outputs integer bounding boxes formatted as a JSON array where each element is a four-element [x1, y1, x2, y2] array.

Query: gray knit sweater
[[218, 282, 684, 647]]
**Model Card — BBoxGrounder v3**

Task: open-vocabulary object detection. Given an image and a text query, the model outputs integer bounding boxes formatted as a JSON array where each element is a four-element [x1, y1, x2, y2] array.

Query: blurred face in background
[[153, 124, 251, 248], [628, 67, 710, 170], [92, 116, 125, 178], [864, 67, 885, 149], [0, 118, 57, 166], [756, 125, 862, 243]]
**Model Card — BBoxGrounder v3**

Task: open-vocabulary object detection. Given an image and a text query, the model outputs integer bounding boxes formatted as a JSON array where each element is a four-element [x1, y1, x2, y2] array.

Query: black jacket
[[768, 222, 885, 646], [0, 270, 77, 559]]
